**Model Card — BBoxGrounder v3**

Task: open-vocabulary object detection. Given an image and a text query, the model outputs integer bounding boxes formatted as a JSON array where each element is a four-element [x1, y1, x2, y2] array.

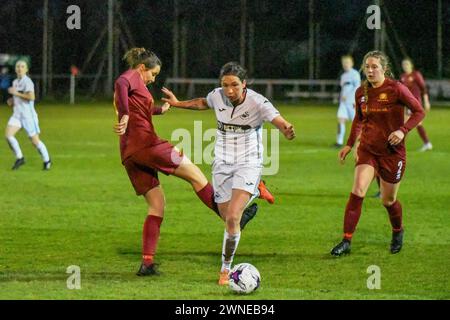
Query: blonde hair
[[123, 47, 161, 69], [341, 55, 354, 62], [15, 60, 29, 71]]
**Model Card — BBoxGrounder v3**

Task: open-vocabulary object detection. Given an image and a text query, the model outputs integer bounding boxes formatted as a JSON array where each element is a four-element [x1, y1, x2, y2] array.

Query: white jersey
[[12, 75, 35, 112], [206, 88, 280, 166], [340, 68, 361, 105]]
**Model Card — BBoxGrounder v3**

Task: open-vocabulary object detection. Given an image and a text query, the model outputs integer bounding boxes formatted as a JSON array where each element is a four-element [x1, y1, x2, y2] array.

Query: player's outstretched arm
[[161, 87, 209, 110], [271, 116, 296, 140]]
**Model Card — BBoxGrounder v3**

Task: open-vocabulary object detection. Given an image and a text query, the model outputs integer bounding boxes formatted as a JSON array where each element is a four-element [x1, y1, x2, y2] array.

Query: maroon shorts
[[356, 147, 406, 184], [123, 142, 183, 195]]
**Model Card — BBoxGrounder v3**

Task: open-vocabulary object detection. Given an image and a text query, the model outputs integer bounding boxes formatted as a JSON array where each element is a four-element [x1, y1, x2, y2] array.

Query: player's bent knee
[[225, 215, 240, 229], [148, 201, 165, 216], [381, 197, 396, 207]]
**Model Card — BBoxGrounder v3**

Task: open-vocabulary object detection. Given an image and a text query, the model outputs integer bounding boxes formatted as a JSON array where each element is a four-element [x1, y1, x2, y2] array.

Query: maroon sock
[[343, 193, 364, 240], [384, 200, 403, 232], [142, 215, 163, 266], [417, 125, 429, 144], [196, 183, 221, 217]]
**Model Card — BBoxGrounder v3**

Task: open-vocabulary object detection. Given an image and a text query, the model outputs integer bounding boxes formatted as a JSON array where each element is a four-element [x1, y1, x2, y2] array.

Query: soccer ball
[[229, 263, 261, 294]]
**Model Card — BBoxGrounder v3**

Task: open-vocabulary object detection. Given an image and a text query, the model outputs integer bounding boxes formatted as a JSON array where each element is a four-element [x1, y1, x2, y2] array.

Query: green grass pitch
[[0, 102, 449, 299]]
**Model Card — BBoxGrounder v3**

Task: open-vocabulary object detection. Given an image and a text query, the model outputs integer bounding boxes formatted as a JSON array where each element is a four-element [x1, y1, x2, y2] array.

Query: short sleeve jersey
[[206, 88, 280, 165]]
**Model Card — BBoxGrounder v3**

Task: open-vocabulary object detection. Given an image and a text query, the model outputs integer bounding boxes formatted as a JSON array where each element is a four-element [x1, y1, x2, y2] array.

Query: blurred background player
[[0, 67, 12, 104], [162, 62, 295, 285], [331, 51, 425, 257], [400, 57, 433, 152], [334, 55, 361, 148], [114, 49, 259, 276], [5, 60, 51, 170]]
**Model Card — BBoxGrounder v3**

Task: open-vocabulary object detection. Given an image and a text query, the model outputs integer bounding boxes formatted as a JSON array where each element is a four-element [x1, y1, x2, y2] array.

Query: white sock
[[6, 136, 23, 159], [247, 188, 259, 206], [221, 230, 241, 272], [337, 123, 345, 145], [36, 141, 50, 162]]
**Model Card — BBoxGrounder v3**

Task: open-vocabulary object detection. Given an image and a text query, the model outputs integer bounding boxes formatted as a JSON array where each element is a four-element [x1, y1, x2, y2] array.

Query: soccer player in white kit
[[6, 60, 51, 170], [335, 55, 361, 147], [162, 62, 296, 285]]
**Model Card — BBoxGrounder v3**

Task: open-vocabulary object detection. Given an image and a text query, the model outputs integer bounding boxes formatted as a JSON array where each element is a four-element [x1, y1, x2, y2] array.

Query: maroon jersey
[[346, 78, 425, 157], [400, 70, 427, 103], [114, 69, 163, 161]]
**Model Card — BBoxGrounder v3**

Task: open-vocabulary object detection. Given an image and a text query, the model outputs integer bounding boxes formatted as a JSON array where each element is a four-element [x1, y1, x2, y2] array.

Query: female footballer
[[331, 51, 425, 256], [114, 49, 259, 276], [400, 57, 432, 152], [6, 60, 51, 170], [162, 62, 296, 285]]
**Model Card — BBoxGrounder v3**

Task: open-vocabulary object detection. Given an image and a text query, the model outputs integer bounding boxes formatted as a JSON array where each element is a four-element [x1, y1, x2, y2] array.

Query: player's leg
[[172, 156, 223, 219], [416, 121, 432, 151], [217, 189, 251, 285], [406, 111, 431, 151], [23, 110, 51, 170], [173, 156, 258, 224], [5, 123, 24, 170], [331, 164, 375, 256], [380, 179, 404, 253], [30, 134, 51, 170], [335, 103, 348, 147], [137, 185, 165, 276], [378, 155, 406, 254]]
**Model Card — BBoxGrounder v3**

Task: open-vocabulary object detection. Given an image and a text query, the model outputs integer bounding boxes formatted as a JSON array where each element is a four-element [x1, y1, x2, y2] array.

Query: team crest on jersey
[[378, 93, 389, 102], [239, 111, 250, 120]]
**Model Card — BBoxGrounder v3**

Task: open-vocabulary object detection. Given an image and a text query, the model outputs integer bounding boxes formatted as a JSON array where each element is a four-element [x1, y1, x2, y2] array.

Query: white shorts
[[7, 108, 41, 137], [337, 102, 356, 121], [212, 160, 262, 204]]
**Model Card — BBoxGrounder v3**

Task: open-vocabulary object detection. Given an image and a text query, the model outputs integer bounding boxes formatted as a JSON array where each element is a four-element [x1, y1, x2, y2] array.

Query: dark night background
[[0, 0, 448, 90]]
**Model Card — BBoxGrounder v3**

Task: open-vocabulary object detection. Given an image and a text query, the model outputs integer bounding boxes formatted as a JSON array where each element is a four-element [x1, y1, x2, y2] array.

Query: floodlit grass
[[0, 102, 449, 299]]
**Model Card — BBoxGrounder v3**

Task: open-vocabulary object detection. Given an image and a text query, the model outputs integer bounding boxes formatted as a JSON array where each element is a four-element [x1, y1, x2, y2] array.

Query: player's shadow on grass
[[275, 192, 344, 198], [117, 248, 314, 260]]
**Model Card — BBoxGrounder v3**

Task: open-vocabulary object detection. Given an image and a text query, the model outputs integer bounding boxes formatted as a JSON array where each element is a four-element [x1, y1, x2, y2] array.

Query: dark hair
[[123, 47, 162, 69], [219, 62, 247, 81]]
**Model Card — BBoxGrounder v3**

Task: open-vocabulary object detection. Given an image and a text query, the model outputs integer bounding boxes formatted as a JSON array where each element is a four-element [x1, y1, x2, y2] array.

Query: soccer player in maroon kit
[[400, 57, 432, 152], [331, 51, 425, 256], [114, 48, 263, 276]]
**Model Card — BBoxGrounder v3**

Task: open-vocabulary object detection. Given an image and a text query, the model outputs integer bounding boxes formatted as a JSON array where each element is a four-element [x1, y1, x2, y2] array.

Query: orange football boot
[[218, 270, 230, 286], [258, 180, 275, 204]]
